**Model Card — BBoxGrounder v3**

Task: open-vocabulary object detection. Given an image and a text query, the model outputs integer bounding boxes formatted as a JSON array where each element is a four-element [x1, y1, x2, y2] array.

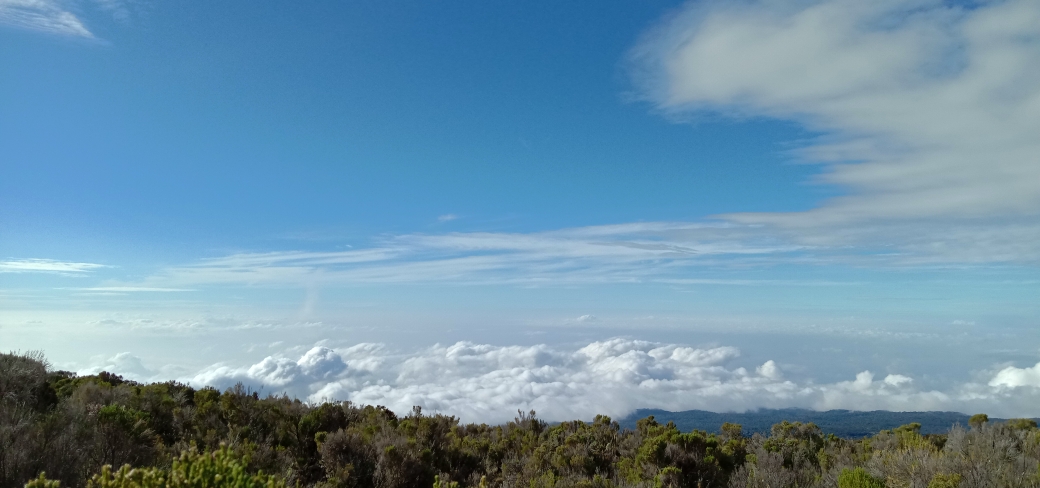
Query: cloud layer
[[83, 338, 1040, 425], [128, 222, 816, 288], [109, 217, 1035, 292]]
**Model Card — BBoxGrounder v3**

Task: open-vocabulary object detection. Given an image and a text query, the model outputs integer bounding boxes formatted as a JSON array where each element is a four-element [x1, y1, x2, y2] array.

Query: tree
[[967, 414, 988, 429]]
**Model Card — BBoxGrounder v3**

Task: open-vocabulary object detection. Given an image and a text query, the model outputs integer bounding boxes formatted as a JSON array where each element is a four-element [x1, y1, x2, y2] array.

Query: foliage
[[85, 446, 285, 488], [967, 414, 988, 430], [926, 473, 961, 488], [622, 409, 988, 438], [23, 474, 59, 488], [3, 352, 1040, 488], [837, 468, 885, 488]]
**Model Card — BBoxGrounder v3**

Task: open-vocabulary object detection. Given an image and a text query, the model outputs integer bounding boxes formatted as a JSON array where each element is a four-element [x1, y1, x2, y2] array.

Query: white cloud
[[113, 222, 812, 289], [84, 315, 325, 331], [437, 214, 459, 222], [79, 352, 157, 380], [71, 287, 194, 292], [0, 0, 93, 37], [105, 215, 1039, 292], [296, 345, 348, 379], [884, 374, 913, 387], [757, 360, 782, 380], [114, 338, 1040, 424], [989, 362, 1040, 388], [0, 258, 107, 274], [0, 0, 138, 37], [631, 0, 1040, 262]]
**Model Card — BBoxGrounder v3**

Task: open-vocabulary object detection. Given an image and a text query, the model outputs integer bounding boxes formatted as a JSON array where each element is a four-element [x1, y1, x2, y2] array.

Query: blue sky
[[3, 0, 1040, 422]]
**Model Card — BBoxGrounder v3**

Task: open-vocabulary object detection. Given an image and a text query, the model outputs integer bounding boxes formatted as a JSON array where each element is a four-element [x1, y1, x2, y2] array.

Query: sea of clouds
[[84, 338, 1040, 424]]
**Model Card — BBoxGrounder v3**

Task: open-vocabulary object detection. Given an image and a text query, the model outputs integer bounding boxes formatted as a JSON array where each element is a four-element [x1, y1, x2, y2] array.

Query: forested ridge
[[3, 352, 1040, 488], [619, 409, 1033, 439]]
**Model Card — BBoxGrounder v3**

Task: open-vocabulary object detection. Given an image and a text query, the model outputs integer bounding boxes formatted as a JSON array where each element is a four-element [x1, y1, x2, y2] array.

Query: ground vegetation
[[3, 352, 1038, 488]]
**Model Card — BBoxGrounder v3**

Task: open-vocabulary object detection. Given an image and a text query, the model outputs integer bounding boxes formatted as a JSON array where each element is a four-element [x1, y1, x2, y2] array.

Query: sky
[[2, 0, 1040, 423]]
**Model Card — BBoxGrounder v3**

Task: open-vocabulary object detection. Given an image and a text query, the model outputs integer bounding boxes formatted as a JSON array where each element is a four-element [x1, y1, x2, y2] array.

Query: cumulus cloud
[[631, 0, 1040, 262], [190, 344, 381, 396], [79, 352, 157, 380], [142, 338, 1040, 424], [756, 360, 782, 380], [884, 374, 913, 387], [990, 362, 1040, 388]]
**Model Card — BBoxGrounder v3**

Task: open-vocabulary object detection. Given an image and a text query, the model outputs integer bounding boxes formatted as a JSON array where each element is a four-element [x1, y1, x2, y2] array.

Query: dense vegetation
[[620, 409, 1021, 438], [3, 352, 1039, 488]]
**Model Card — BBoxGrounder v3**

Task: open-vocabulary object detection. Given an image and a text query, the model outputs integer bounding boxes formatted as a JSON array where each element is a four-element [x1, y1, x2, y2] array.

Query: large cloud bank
[[79, 338, 1037, 424], [630, 0, 1040, 262]]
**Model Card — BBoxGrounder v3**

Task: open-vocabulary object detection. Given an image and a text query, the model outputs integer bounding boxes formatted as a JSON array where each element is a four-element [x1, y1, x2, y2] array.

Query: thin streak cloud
[[122, 223, 806, 288], [0, 258, 107, 274], [112, 216, 1036, 290], [71, 287, 195, 292]]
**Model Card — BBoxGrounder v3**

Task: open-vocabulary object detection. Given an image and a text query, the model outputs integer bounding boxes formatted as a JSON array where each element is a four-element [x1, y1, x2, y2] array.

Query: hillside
[[619, 408, 1031, 437]]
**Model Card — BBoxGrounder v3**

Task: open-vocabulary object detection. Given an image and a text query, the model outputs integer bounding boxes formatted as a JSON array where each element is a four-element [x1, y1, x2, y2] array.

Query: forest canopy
[[2, 351, 1039, 488]]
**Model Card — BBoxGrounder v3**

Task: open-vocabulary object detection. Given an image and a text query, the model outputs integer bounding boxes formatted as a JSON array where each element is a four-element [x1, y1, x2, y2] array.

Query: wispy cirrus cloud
[[76, 286, 192, 292], [0, 0, 93, 37], [114, 216, 1037, 291], [0, 0, 137, 38], [0, 258, 107, 274], [630, 0, 1040, 262], [125, 222, 807, 288]]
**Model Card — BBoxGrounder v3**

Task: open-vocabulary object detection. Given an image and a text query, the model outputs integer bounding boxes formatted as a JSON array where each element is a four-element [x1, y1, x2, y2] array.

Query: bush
[[87, 446, 286, 488], [927, 473, 961, 488], [23, 474, 59, 488], [838, 468, 886, 488]]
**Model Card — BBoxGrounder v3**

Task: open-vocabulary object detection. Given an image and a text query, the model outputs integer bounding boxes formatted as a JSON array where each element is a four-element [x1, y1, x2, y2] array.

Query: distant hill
[[618, 408, 1032, 438]]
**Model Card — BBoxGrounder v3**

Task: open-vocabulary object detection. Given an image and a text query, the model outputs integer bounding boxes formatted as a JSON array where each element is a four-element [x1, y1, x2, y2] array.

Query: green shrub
[[1005, 418, 1038, 431], [87, 446, 286, 488], [24, 473, 60, 488], [838, 468, 886, 488], [927, 473, 961, 488], [433, 475, 458, 488]]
